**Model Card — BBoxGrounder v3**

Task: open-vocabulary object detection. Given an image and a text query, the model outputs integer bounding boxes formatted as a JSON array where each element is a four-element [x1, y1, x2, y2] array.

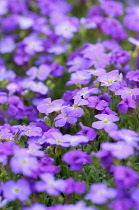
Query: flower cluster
[[0, 0, 139, 209]]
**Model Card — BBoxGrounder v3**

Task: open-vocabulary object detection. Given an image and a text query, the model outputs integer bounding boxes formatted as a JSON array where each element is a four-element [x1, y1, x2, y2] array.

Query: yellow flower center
[[127, 91, 132, 94], [28, 149, 34, 152], [49, 182, 54, 186], [99, 191, 106, 195], [107, 80, 113, 84], [63, 114, 68, 118], [103, 119, 109, 123], [14, 188, 20, 192], [48, 103, 53, 106], [6, 138, 11, 141], [56, 139, 62, 143], [26, 130, 31, 133], [73, 104, 78, 109], [22, 160, 27, 164], [95, 58, 99, 61], [75, 62, 80, 65]]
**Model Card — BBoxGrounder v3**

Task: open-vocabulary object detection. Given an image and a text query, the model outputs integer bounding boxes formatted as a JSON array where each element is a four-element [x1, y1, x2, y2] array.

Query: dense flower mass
[[0, 0, 139, 209]]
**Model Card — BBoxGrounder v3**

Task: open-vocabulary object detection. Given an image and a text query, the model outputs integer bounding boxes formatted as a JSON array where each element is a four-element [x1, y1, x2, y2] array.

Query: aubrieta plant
[[0, 0, 139, 209]]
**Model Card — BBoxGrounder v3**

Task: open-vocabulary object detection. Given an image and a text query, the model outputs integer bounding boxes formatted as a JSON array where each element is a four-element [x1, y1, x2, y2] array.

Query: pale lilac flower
[[18, 16, 34, 29], [23, 203, 47, 210], [88, 51, 110, 69], [86, 68, 106, 76], [3, 179, 31, 202], [0, 0, 8, 15], [128, 37, 139, 46], [27, 65, 51, 81], [75, 87, 100, 99], [68, 95, 88, 117], [115, 87, 139, 99], [46, 132, 70, 147], [85, 183, 116, 204], [101, 141, 134, 159], [67, 56, 91, 72], [54, 108, 78, 127], [10, 150, 39, 177], [64, 134, 89, 146], [97, 70, 120, 87], [37, 98, 65, 114], [55, 21, 78, 39], [66, 71, 91, 86], [92, 114, 119, 132], [35, 173, 66, 196], [26, 143, 44, 157], [0, 37, 15, 54], [109, 128, 139, 146], [23, 34, 44, 55], [28, 81, 48, 95], [20, 126, 42, 137]]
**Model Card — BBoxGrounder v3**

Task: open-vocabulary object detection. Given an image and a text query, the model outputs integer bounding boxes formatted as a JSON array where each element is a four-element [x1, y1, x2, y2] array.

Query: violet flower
[[62, 150, 92, 171]]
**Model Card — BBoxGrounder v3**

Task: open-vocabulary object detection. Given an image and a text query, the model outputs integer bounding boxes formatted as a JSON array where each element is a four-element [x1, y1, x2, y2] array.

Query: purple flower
[[117, 97, 136, 113], [77, 124, 97, 141], [114, 165, 138, 189], [46, 132, 70, 147], [3, 179, 31, 202], [101, 1, 123, 17], [111, 50, 130, 65], [0, 92, 8, 104], [67, 56, 91, 73], [23, 203, 47, 210], [23, 34, 44, 55], [85, 183, 116, 204], [62, 150, 92, 171], [10, 150, 39, 177], [20, 126, 42, 137], [75, 87, 100, 99], [0, 0, 8, 15], [64, 178, 86, 194], [63, 134, 89, 146], [85, 50, 110, 69], [55, 21, 78, 39], [124, 13, 139, 32], [101, 142, 134, 159], [97, 150, 113, 171], [66, 71, 91, 86], [92, 114, 119, 132], [126, 70, 139, 82], [18, 16, 34, 30], [115, 87, 139, 99], [97, 70, 120, 88], [109, 128, 139, 146], [128, 37, 139, 46], [86, 68, 106, 77], [37, 98, 65, 114], [27, 81, 48, 95], [35, 173, 66, 196], [68, 95, 88, 117], [87, 96, 108, 110], [27, 64, 51, 81], [0, 37, 15, 54], [111, 198, 133, 210], [54, 108, 78, 127], [26, 143, 44, 157]]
